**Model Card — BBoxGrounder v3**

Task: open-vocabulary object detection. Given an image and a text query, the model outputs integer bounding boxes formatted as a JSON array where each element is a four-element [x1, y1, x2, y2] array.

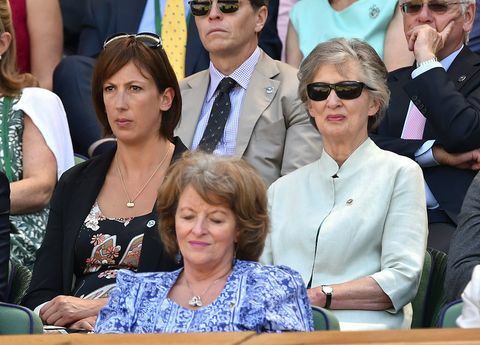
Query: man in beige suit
[[176, 0, 322, 186]]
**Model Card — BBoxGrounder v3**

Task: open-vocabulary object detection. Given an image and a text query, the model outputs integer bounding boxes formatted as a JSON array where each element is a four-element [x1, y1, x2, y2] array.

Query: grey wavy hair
[[460, 0, 476, 43], [298, 38, 390, 130], [459, 0, 475, 14]]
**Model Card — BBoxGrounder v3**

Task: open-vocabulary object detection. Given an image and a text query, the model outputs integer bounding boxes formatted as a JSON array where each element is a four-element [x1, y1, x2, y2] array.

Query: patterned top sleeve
[[95, 269, 143, 333], [250, 265, 313, 332]]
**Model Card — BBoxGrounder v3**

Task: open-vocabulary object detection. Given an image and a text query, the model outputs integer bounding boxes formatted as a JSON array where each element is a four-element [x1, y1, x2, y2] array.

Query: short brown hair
[[0, 0, 37, 96], [91, 35, 181, 142], [298, 38, 389, 131], [158, 152, 269, 262]]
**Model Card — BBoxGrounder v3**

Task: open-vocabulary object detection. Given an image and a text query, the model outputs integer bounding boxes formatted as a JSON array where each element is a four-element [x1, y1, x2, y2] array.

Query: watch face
[[323, 286, 333, 294]]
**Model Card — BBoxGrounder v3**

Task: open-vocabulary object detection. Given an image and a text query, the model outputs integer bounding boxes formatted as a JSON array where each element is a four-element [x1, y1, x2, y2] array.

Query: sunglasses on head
[[189, 0, 240, 16], [103, 32, 162, 49], [400, 1, 468, 14], [306, 81, 374, 101]]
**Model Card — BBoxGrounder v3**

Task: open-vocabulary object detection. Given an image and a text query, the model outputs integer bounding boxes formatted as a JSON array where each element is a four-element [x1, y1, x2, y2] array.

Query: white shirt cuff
[[412, 61, 443, 78], [34, 301, 49, 316], [414, 140, 439, 167]]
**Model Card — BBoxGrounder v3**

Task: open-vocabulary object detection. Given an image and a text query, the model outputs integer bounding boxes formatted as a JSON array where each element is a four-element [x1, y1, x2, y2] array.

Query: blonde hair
[[0, 0, 37, 97]]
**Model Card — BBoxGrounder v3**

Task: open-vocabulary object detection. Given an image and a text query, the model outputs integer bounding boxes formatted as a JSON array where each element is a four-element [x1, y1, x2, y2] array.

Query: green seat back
[[438, 300, 463, 328], [426, 247, 448, 327], [411, 250, 433, 328], [411, 248, 448, 328], [0, 302, 43, 334], [311, 306, 340, 330], [7, 260, 32, 304]]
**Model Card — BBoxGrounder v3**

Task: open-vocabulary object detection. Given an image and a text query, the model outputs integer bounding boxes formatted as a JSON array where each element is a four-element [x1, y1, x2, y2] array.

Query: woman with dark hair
[[95, 152, 313, 333], [22, 33, 187, 330]]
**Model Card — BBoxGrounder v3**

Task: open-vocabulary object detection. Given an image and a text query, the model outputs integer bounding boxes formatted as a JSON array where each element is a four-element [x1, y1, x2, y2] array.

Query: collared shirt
[[404, 46, 463, 209], [191, 47, 261, 156], [138, 0, 190, 33]]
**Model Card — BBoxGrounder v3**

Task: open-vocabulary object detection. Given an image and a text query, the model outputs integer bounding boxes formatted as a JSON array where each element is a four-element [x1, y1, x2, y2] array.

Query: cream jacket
[[261, 138, 428, 329]]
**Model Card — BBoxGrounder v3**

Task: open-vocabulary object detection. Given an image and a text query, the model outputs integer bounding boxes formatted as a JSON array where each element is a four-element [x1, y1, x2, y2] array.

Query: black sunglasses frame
[[400, 1, 468, 14], [103, 32, 163, 50], [189, 0, 240, 16], [306, 81, 374, 101]]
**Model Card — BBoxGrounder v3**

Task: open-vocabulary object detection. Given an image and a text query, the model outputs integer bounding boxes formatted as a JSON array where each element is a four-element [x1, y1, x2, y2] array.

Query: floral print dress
[[0, 95, 49, 268], [72, 201, 150, 299]]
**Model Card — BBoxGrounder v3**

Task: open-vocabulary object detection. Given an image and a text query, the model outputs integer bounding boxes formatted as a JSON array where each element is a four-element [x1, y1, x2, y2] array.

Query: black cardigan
[[22, 138, 186, 310], [0, 171, 10, 302]]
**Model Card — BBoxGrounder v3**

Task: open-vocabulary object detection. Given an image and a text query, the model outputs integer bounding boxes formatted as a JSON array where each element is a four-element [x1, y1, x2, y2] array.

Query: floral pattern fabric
[[95, 260, 313, 333], [0, 95, 49, 268], [72, 201, 149, 299]]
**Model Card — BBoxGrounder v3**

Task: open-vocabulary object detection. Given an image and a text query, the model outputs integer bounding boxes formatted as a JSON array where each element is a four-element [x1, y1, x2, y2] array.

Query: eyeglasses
[[400, 1, 468, 14], [103, 32, 162, 49], [189, 0, 240, 16], [306, 81, 374, 101]]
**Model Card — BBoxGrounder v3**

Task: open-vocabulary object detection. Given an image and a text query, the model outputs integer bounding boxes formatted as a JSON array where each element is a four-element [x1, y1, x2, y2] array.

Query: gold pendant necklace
[[116, 145, 172, 208]]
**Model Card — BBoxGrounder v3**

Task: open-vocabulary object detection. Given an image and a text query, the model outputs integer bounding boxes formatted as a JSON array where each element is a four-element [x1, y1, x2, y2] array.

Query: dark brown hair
[[250, 0, 268, 9], [0, 0, 37, 97], [158, 152, 269, 262], [91, 35, 181, 142]]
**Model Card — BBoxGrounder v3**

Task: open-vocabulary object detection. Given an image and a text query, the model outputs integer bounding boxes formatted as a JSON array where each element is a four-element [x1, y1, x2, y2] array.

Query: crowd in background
[[0, 0, 480, 334]]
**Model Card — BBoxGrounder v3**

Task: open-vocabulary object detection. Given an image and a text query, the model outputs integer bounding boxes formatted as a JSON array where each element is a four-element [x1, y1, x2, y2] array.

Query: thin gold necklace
[[185, 269, 231, 308], [116, 145, 172, 208]]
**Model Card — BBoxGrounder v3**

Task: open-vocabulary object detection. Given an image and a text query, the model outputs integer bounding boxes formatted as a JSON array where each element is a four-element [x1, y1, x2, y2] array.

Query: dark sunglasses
[[400, 1, 467, 14], [189, 0, 240, 16], [103, 32, 162, 49], [306, 81, 374, 101]]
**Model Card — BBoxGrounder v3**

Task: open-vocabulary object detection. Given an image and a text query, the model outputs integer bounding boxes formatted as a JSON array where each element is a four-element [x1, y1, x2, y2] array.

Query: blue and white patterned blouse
[[95, 260, 313, 333]]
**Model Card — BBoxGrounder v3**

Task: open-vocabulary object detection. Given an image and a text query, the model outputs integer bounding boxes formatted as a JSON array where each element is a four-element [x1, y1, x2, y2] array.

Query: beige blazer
[[176, 50, 323, 186]]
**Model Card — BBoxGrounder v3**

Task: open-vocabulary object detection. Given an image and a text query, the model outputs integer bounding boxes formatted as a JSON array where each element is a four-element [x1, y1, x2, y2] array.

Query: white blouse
[[14, 87, 74, 178]]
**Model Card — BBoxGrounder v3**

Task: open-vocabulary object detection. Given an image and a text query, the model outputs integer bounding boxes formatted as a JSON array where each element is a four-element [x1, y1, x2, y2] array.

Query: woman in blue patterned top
[[95, 152, 313, 333]]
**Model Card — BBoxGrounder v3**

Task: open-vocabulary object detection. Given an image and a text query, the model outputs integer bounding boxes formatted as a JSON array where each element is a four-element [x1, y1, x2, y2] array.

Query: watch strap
[[321, 285, 332, 309]]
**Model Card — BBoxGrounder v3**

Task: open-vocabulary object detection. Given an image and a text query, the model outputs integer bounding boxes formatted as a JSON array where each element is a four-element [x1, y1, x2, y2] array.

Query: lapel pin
[[265, 86, 274, 94], [369, 5, 380, 18], [346, 199, 353, 206], [147, 220, 156, 228], [458, 75, 467, 82]]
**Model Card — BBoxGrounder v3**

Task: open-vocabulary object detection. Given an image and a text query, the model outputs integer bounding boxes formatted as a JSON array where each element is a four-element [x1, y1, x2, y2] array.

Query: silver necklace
[[185, 271, 231, 308], [116, 145, 171, 208]]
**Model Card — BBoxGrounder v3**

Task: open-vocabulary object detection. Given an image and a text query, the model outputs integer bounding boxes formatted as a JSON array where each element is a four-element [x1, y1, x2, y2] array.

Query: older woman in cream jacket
[[261, 38, 428, 330]]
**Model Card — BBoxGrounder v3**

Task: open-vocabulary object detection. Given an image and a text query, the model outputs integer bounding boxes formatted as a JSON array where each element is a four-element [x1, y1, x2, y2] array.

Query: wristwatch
[[321, 285, 333, 309]]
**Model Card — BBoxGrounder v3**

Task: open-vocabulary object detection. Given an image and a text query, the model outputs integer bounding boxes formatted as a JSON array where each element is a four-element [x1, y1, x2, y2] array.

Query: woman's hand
[[39, 296, 107, 326], [69, 316, 97, 331]]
